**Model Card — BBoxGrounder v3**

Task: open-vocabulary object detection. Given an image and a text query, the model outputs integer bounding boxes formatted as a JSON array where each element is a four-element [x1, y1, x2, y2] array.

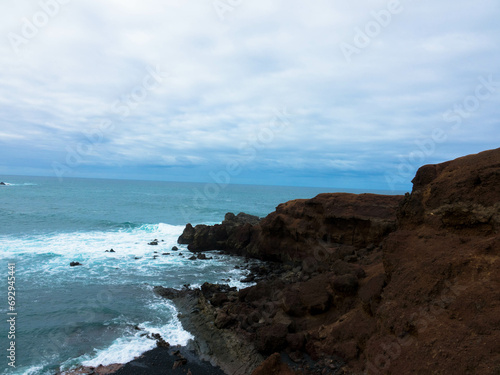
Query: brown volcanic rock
[[364, 148, 500, 375], [179, 195, 402, 263], [251, 353, 297, 375], [165, 149, 500, 375], [399, 148, 500, 232], [247, 193, 403, 262], [178, 212, 260, 253]]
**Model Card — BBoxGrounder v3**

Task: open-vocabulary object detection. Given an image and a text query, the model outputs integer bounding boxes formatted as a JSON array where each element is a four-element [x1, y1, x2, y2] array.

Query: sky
[[0, 0, 499, 191]]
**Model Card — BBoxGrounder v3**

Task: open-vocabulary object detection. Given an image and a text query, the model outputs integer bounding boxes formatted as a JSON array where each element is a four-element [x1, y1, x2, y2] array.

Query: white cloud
[[0, 0, 499, 189]]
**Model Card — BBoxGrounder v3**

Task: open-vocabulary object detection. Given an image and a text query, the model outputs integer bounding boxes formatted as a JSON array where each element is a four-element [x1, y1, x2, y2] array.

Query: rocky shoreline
[[90, 148, 499, 375]]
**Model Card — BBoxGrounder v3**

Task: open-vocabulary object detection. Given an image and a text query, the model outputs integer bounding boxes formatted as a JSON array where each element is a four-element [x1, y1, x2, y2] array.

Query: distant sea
[[0, 175, 402, 374]]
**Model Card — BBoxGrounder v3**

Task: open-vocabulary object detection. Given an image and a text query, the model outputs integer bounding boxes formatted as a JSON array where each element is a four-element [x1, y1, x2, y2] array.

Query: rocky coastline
[[82, 148, 500, 375], [154, 148, 500, 375]]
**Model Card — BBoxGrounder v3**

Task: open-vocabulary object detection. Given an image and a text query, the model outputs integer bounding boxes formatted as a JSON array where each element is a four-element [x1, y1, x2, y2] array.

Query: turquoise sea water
[[0, 176, 400, 374]]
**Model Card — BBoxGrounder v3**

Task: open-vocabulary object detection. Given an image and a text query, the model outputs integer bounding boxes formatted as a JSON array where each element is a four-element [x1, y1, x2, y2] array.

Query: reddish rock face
[[246, 193, 403, 262], [250, 353, 297, 375], [371, 148, 500, 375], [399, 147, 500, 232], [180, 193, 403, 263]]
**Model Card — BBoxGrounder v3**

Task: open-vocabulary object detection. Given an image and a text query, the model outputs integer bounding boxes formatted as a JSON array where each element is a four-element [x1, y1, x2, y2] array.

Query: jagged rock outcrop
[[245, 193, 402, 262], [178, 213, 260, 252], [398, 148, 500, 232], [179, 195, 402, 263]]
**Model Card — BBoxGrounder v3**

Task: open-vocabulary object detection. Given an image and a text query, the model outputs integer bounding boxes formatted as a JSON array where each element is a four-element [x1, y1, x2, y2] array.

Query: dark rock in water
[[148, 240, 158, 245], [162, 253, 170, 255], [134, 256, 141, 260], [151, 333, 170, 348], [188, 255, 197, 260], [153, 286, 195, 300], [177, 213, 260, 253], [197, 253, 213, 260], [240, 275, 255, 283], [172, 246, 178, 250], [153, 255, 158, 259], [110, 249, 115, 253], [178, 223, 195, 244], [0, 182, 5, 186], [70, 262, 82, 267]]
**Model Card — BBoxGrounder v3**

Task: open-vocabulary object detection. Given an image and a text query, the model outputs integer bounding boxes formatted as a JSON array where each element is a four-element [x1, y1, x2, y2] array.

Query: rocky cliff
[[166, 148, 500, 375], [180, 193, 402, 263]]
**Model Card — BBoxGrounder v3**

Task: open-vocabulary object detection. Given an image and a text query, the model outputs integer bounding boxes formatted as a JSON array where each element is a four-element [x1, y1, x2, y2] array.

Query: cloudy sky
[[0, 0, 499, 191]]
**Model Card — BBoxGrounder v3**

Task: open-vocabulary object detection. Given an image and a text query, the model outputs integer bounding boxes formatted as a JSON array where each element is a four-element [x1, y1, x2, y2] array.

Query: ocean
[[0, 175, 396, 375]]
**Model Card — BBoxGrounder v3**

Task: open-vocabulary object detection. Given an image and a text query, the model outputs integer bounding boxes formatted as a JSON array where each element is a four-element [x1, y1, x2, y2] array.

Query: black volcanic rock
[[177, 213, 260, 253], [178, 223, 195, 244]]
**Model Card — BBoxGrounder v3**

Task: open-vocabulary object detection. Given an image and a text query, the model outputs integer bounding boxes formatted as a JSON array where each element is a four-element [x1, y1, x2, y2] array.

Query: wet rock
[[70, 262, 82, 267], [172, 246, 179, 250], [241, 275, 255, 283], [178, 223, 195, 244], [197, 253, 213, 260], [151, 333, 170, 348]]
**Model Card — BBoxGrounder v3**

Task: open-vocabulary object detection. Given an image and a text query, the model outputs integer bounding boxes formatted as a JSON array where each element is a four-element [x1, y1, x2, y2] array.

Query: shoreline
[[147, 148, 500, 374], [67, 148, 500, 375], [60, 345, 227, 375]]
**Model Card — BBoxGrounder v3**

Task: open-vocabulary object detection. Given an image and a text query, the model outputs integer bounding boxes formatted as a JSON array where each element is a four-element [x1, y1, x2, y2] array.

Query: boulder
[[177, 223, 196, 244], [251, 353, 296, 375]]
